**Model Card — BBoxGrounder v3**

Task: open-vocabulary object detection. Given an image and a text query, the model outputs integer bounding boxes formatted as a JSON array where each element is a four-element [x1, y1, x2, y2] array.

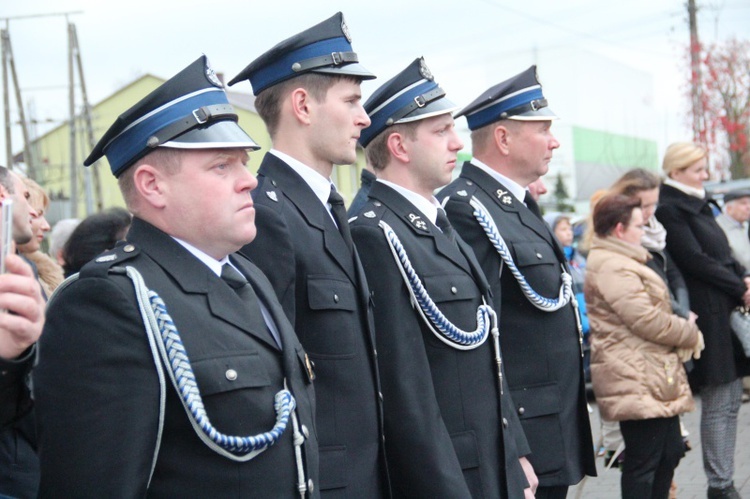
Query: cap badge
[[266, 190, 278, 202], [408, 213, 428, 231], [341, 16, 352, 43], [204, 58, 223, 88], [419, 59, 434, 81], [457, 190, 468, 197], [363, 210, 376, 218]]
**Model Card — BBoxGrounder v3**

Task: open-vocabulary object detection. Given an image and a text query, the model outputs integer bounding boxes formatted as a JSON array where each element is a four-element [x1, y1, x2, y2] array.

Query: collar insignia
[[266, 190, 278, 202], [457, 189, 468, 197], [363, 210, 376, 218], [96, 254, 117, 263], [408, 213, 428, 231], [502, 196, 512, 205]]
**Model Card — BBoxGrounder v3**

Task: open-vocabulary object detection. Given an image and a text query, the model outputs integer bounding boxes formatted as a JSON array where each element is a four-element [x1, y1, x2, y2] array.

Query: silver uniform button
[[123, 244, 136, 253], [502, 417, 508, 428], [308, 479, 314, 493], [536, 252, 543, 259], [225, 369, 238, 381], [301, 424, 309, 438], [518, 407, 525, 415], [450, 286, 458, 294], [333, 294, 340, 303]]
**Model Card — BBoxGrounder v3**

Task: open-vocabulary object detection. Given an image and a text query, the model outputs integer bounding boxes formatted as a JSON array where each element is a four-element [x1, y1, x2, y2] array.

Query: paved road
[[569, 395, 750, 498]]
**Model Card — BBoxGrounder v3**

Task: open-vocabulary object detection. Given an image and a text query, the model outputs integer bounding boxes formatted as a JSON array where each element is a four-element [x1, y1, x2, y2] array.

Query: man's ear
[[386, 132, 410, 164], [493, 124, 512, 156], [612, 222, 626, 240], [0, 185, 7, 201], [289, 87, 313, 125], [132, 164, 168, 209]]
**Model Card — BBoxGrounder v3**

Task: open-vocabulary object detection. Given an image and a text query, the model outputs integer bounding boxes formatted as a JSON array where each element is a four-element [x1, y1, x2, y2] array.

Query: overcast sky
[[2, 0, 748, 163]]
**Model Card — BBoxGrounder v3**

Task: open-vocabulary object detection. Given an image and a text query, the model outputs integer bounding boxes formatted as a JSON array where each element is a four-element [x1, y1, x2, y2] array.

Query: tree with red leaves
[[690, 37, 750, 180]]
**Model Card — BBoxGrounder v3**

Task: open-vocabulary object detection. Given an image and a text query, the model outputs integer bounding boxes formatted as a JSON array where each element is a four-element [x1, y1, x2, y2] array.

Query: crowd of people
[[0, 11, 747, 499]]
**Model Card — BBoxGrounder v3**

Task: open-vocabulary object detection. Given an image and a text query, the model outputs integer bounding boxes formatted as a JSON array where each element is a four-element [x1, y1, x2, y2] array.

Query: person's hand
[[676, 347, 693, 363], [0, 254, 45, 359], [519, 456, 538, 497], [688, 311, 698, 324], [692, 331, 705, 360]]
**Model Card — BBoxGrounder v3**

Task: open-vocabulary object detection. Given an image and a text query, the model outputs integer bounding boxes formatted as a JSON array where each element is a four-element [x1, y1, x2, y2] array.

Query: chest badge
[[408, 213, 428, 231]]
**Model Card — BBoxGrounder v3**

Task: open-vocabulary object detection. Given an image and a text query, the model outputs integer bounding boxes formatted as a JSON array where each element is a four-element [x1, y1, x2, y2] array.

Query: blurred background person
[[48, 219, 80, 268], [17, 178, 64, 298], [586, 193, 703, 499], [656, 142, 750, 499], [62, 207, 131, 278]]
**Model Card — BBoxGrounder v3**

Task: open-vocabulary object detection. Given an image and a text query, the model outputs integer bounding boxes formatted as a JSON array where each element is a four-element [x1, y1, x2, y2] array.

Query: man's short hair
[[117, 148, 182, 210], [255, 74, 360, 139], [364, 123, 418, 171], [470, 119, 520, 156]]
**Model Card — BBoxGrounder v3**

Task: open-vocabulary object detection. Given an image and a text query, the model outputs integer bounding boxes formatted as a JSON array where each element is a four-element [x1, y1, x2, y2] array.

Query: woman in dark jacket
[[655, 142, 750, 499]]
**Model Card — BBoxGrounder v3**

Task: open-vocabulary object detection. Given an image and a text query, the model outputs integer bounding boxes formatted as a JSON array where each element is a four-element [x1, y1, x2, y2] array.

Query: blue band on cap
[[466, 87, 544, 130], [105, 88, 229, 176], [360, 79, 438, 147], [250, 37, 353, 94]]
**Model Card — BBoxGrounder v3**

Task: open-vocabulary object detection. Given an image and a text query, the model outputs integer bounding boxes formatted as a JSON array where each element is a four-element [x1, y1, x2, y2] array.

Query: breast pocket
[[304, 275, 357, 357], [191, 352, 272, 396], [511, 241, 561, 295]]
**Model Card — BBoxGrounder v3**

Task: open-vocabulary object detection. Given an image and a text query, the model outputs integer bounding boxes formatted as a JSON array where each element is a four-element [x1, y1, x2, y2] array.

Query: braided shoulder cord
[[469, 196, 573, 312], [378, 220, 494, 350], [126, 267, 297, 463]]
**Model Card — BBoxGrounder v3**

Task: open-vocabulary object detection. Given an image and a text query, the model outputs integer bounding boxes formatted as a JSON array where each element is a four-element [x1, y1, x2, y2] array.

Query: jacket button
[[379, 392, 384, 402], [307, 479, 314, 493], [225, 369, 238, 381], [451, 286, 458, 294], [333, 294, 340, 303], [518, 407, 525, 415], [502, 417, 508, 428], [301, 424, 309, 438], [536, 252, 543, 259], [123, 244, 136, 253]]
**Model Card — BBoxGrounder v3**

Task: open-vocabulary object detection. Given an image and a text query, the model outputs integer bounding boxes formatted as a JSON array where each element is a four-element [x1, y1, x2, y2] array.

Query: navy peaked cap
[[456, 65, 557, 131], [228, 12, 375, 94], [85, 55, 260, 177], [359, 57, 457, 148]]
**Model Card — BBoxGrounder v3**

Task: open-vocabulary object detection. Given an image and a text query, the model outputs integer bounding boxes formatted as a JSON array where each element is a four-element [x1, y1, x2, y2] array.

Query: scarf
[[641, 215, 667, 252]]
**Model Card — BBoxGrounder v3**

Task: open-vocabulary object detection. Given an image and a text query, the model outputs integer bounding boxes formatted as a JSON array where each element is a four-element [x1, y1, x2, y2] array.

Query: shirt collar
[[172, 237, 226, 277], [270, 149, 333, 208], [472, 158, 528, 202], [664, 177, 706, 199], [377, 179, 440, 224]]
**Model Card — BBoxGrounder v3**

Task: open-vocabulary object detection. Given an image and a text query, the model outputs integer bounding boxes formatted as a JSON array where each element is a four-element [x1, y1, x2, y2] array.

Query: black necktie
[[328, 185, 354, 252], [524, 191, 543, 220], [436, 208, 457, 245], [221, 264, 277, 345]]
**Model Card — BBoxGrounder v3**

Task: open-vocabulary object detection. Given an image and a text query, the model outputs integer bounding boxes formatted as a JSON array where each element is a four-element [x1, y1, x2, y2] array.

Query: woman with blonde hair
[[656, 142, 750, 499], [17, 178, 64, 298], [586, 193, 703, 499]]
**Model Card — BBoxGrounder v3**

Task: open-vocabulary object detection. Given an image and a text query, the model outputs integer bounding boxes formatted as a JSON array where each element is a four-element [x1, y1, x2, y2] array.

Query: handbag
[[730, 306, 750, 356]]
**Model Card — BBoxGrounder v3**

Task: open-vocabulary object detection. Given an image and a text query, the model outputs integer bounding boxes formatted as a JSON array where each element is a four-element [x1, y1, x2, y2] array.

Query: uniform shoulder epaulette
[[350, 201, 386, 226], [253, 175, 284, 211], [443, 178, 479, 204], [78, 241, 141, 279]]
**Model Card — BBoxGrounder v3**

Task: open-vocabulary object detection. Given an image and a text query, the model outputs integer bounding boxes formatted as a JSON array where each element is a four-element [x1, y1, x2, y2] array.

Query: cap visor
[[509, 106, 559, 121], [313, 62, 376, 80], [161, 120, 261, 151]]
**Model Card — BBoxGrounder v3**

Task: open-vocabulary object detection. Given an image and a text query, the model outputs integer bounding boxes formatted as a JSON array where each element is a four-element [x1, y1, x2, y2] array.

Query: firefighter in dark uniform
[[33, 56, 319, 497], [228, 12, 388, 498], [350, 57, 536, 498], [439, 65, 597, 499]]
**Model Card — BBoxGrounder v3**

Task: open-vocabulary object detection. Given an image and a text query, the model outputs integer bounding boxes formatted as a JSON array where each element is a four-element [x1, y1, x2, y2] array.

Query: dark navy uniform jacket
[[440, 162, 596, 487], [34, 218, 318, 497], [240, 153, 387, 497], [351, 181, 530, 498]]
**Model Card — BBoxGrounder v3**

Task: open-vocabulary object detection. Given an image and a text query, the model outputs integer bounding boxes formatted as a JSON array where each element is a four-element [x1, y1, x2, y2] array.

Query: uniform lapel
[[461, 163, 564, 260], [129, 219, 279, 350], [369, 182, 473, 276], [258, 155, 357, 284]]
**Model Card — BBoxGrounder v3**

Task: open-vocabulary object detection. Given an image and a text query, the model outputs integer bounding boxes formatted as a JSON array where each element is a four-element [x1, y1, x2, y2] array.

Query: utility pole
[[688, 0, 705, 145]]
